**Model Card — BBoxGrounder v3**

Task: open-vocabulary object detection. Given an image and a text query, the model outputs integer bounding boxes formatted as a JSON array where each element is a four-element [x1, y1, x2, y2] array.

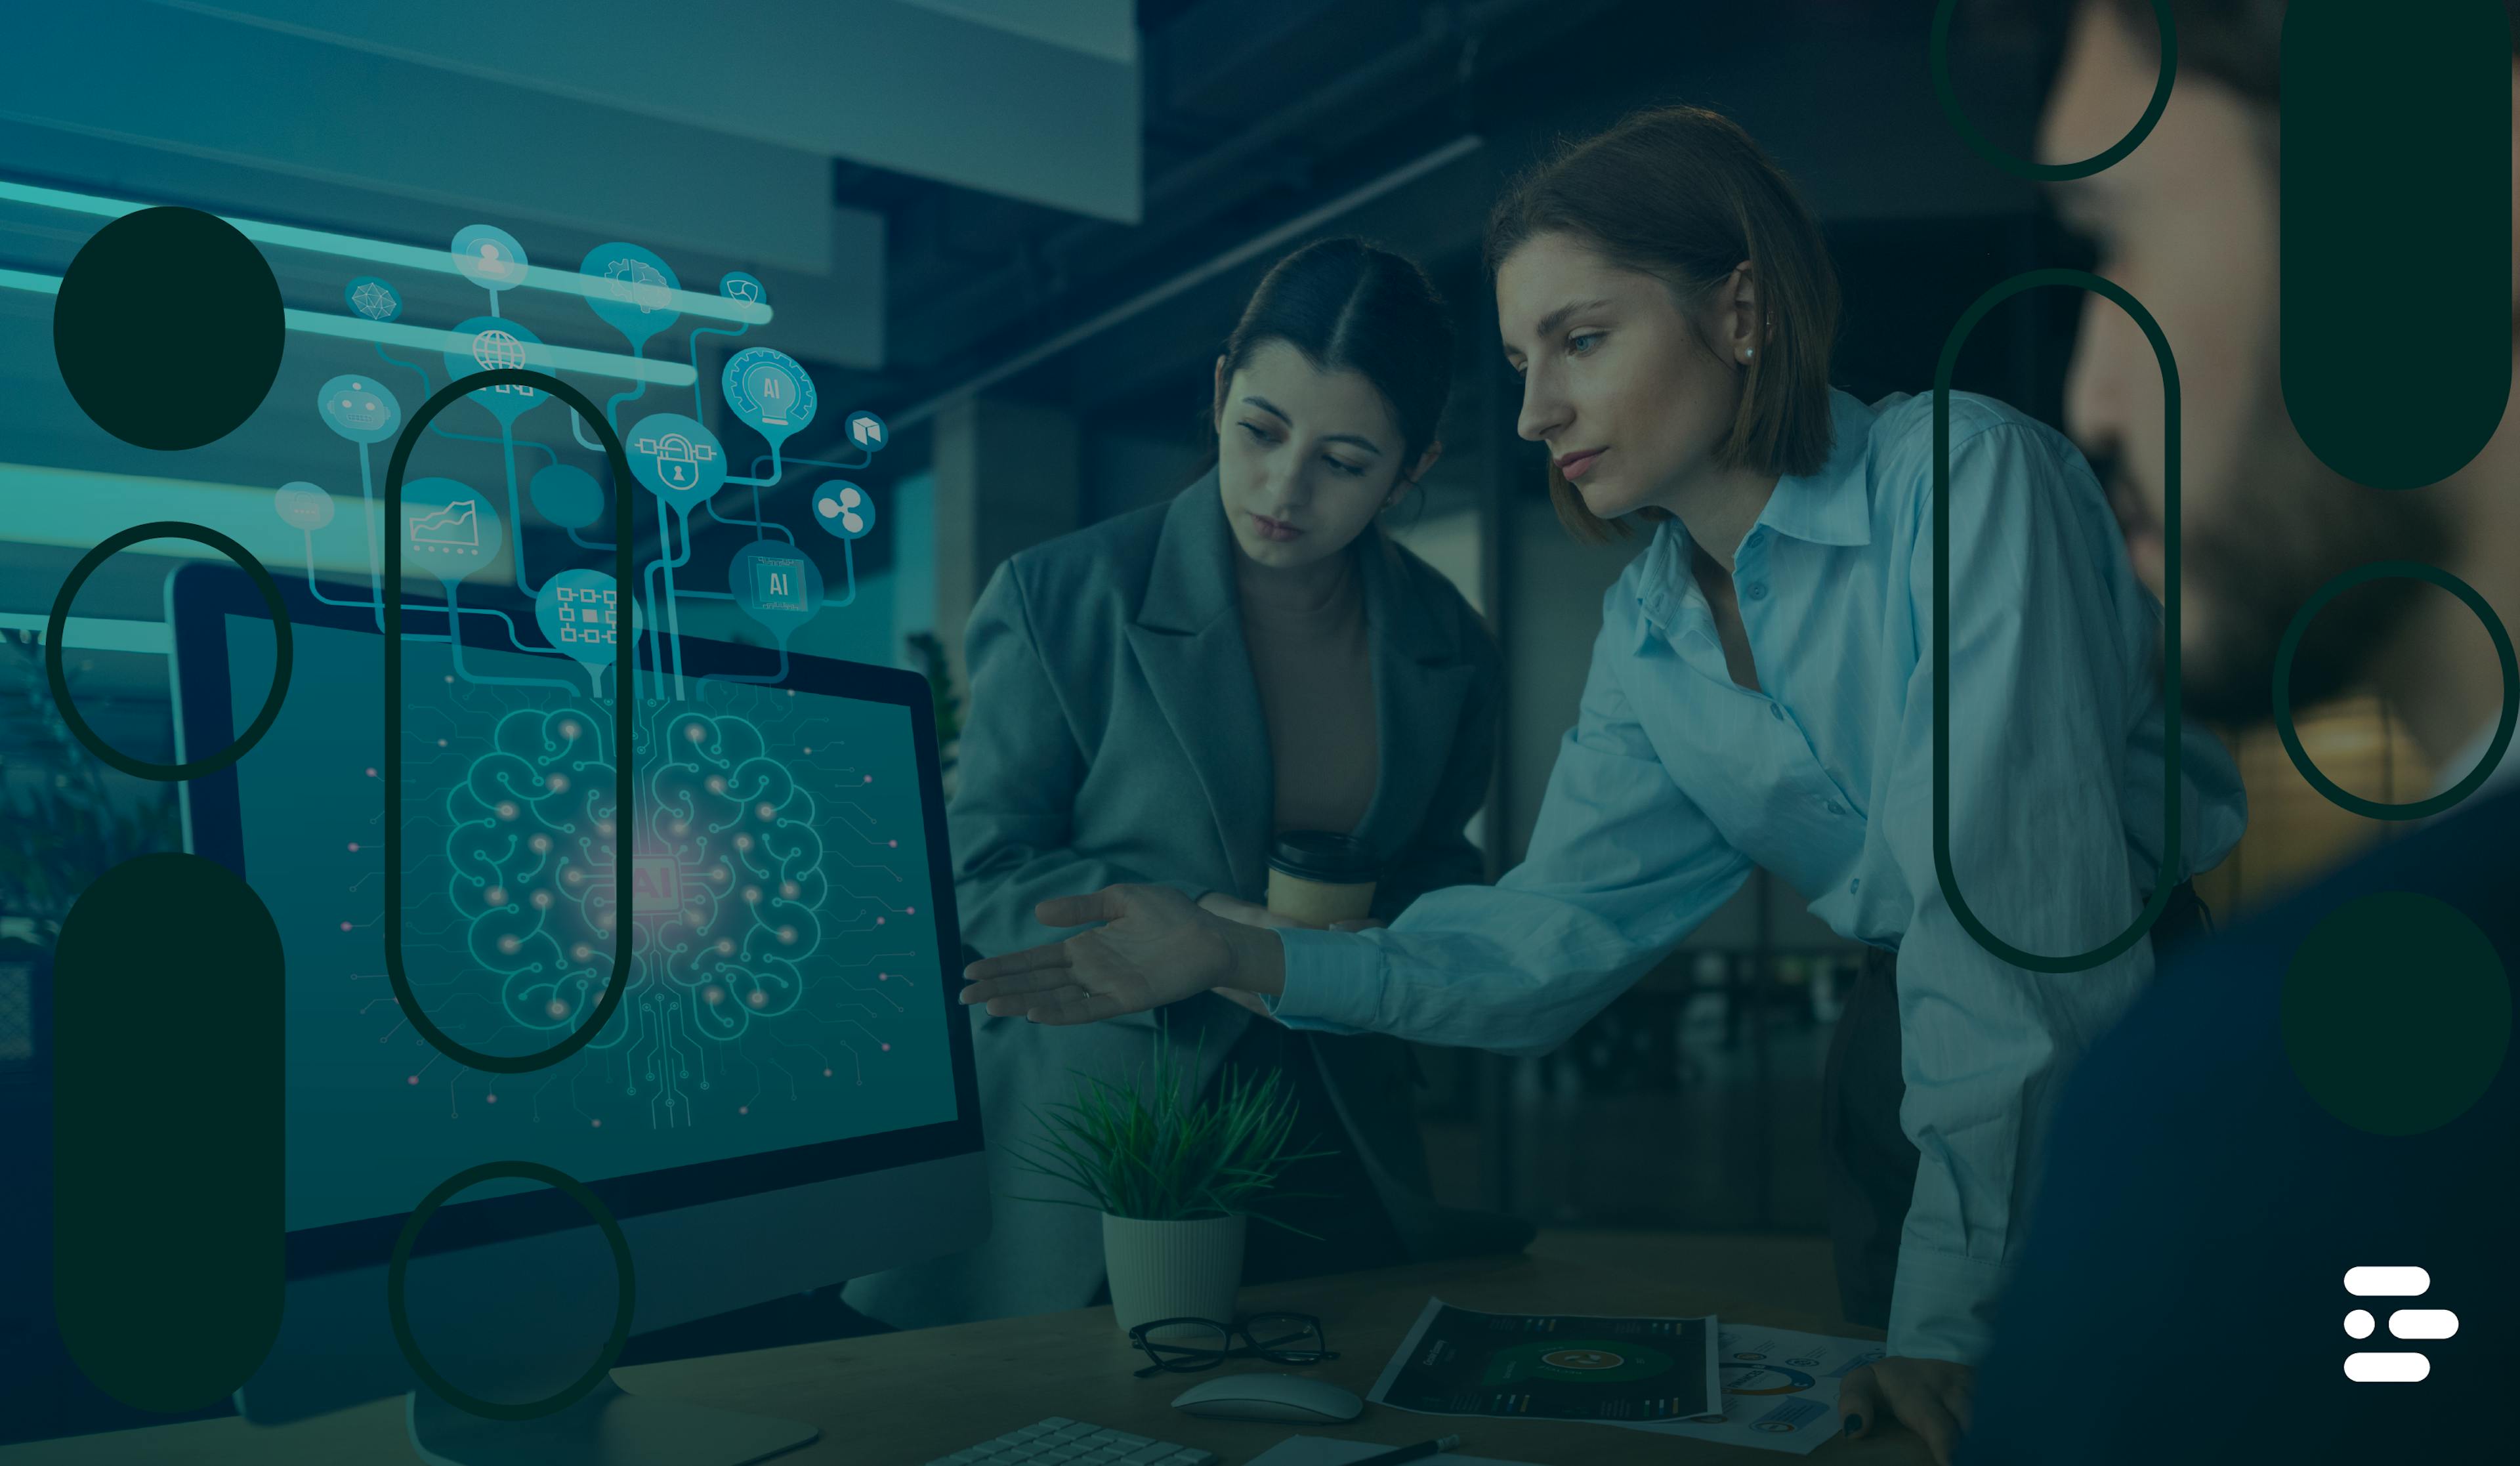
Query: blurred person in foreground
[[1961, 1, 2519, 1461]]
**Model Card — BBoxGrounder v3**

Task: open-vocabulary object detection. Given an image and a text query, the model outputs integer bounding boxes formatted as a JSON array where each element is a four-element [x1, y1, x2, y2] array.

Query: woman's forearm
[[1219, 918, 1287, 996]]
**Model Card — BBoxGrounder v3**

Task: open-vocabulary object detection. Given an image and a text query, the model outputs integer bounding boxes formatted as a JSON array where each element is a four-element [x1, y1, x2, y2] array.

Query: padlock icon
[[636, 431, 717, 492]]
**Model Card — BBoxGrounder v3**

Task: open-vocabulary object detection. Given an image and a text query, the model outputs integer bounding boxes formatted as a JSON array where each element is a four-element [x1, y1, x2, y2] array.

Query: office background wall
[[0, 0, 2433, 1438]]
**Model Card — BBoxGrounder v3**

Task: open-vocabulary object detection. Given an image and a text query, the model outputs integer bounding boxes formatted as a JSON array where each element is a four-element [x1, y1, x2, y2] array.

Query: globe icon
[[472, 329, 527, 372]]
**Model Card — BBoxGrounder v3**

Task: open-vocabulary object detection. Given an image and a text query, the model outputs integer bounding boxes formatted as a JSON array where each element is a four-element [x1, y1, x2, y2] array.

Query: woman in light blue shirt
[[960, 105, 2246, 1461]]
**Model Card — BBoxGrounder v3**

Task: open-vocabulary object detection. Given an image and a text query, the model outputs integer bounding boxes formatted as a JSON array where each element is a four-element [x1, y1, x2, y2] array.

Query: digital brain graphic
[[443, 703, 833, 1125]]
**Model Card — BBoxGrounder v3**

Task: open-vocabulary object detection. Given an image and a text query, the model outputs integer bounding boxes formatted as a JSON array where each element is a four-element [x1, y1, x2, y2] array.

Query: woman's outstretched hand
[[958, 884, 1284, 1024]]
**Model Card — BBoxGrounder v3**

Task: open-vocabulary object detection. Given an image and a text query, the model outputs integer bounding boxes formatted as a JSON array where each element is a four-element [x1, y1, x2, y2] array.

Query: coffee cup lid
[[1268, 830, 1377, 884]]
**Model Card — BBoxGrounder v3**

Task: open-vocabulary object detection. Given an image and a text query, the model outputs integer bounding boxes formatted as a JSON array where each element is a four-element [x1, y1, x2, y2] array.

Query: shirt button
[[1849, 878, 1862, 894], [1744, 581, 1769, 601], [1827, 801, 1846, 816], [1769, 703, 1784, 721]]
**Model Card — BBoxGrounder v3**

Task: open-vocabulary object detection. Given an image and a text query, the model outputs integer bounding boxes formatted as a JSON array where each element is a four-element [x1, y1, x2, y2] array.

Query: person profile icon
[[452, 225, 530, 294]]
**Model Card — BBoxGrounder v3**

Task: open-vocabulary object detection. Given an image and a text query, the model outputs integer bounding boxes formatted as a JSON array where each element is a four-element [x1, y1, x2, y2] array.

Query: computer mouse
[[1169, 1372, 1365, 1423]]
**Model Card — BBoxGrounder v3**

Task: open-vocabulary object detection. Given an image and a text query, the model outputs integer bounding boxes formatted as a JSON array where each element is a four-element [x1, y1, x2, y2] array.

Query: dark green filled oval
[[52, 852, 284, 1412], [2282, 0, 2512, 489]]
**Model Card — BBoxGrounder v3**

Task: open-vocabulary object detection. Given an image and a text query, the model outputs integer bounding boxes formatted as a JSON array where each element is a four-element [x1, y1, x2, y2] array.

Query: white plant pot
[[1101, 1212, 1248, 1337]]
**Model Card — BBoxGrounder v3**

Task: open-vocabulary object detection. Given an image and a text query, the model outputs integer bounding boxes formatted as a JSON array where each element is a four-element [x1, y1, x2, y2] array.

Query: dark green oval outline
[[1930, 0, 2177, 181], [1934, 269, 2181, 973], [384, 1160, 635, 1421], [2273, 560, 2518, 821], [46, 520, 292, 782], [385, 368, 635, 1075]]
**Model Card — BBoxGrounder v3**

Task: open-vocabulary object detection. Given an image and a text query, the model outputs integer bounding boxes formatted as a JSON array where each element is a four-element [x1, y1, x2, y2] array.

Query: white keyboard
[[924, 1416, 1219, 1466]]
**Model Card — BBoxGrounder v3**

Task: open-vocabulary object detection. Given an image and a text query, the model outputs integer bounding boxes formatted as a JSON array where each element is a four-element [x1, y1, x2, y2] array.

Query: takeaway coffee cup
[[1265, 831, 1378, 927]]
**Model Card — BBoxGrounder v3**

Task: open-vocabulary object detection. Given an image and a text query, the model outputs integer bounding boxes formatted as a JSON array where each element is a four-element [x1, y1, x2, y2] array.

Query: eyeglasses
[[1127, 1312, 1338, 1379]]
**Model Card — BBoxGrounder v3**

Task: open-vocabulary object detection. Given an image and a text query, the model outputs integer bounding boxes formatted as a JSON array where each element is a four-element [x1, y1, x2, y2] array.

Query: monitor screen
[[175, 575, 975, 1276]]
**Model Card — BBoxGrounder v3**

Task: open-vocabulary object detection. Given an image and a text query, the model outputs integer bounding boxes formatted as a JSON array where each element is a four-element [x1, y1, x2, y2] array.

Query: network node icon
[[811, 482, 877, 541], [345, 276, 401, 322]]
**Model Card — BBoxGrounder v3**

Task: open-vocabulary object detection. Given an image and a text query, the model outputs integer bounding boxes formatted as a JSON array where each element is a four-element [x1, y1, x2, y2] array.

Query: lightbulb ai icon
[[2342, 1267, 2459, 1383]]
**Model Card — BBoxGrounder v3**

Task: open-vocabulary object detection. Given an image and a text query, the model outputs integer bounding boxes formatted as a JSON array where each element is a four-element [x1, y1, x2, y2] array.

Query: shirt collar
[[1752, 387, 1875, 549], [1630, 388, 1875, 645]]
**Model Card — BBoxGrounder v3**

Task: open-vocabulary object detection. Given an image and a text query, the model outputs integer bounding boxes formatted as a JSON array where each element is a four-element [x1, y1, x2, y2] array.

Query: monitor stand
[[407, 1374, 819, 1466]]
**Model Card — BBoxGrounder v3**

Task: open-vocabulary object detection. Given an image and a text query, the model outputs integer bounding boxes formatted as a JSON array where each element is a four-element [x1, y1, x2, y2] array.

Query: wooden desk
[[8, 1231, 1933, 1465]]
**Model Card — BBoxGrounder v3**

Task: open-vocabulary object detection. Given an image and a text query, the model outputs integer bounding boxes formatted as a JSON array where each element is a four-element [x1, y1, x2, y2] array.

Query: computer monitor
[[168, 561, 985, 1463]]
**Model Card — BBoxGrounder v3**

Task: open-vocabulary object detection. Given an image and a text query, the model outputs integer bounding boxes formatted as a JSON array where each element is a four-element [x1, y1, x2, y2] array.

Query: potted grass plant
[[1009, 1030, 1333, 1335]]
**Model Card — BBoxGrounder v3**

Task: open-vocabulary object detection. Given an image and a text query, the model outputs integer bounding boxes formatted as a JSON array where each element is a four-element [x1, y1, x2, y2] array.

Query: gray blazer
[[846, 472, 1527, 1329]]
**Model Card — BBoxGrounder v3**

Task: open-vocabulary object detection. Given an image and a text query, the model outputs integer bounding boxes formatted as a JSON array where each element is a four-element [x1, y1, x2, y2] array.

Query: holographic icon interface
[[399, 478, 505, 585], [722, 347, 816, 441], [317, 374, 402, 445], [451, 224, 528, 291], [751, 556, 810, 614], [345, 276, 401, 322], [408, 499, 481, 552], [812, 482, 875, 541], [641, 430, 715, 491], [626, 411, 729, 509], [471, 329, 530, 392], [273, 482, 335, 530], [554, 583, 618, 644]]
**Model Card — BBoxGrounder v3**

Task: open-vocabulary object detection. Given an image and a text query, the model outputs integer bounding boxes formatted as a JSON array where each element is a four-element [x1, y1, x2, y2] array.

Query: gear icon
[[604, 257, 671, 314], [350, 281, 396, 320]]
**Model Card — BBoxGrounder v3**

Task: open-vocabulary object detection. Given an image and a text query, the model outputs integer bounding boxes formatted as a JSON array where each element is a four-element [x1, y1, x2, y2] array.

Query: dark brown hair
[[1484, 104, 1842, 541], [1212, 236, 1456, 482]]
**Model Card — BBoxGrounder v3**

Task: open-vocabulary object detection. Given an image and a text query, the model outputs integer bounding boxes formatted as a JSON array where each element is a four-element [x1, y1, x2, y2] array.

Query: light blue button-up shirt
[[1266, 386, 2248, 1364]]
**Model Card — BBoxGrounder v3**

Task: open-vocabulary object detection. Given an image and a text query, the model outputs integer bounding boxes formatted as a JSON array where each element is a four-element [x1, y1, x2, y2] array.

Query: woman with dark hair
[[846, 238, 1518, 1330], [960, 107, 2249, 1461]]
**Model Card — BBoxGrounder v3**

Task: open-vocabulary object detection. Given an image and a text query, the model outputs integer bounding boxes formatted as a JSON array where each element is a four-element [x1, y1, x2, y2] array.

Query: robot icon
[[317, 375, 402, 445], [329, 381, 392, 432]]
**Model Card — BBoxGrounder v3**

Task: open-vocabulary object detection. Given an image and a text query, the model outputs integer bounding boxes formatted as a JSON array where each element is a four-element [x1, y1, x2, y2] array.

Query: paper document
[[1243, 1436, 1542, 1466], [1612, 1322, 1884, 1456], [1367, 1297, 1724, 1428], [1365, 1299, 1881, 1456]]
